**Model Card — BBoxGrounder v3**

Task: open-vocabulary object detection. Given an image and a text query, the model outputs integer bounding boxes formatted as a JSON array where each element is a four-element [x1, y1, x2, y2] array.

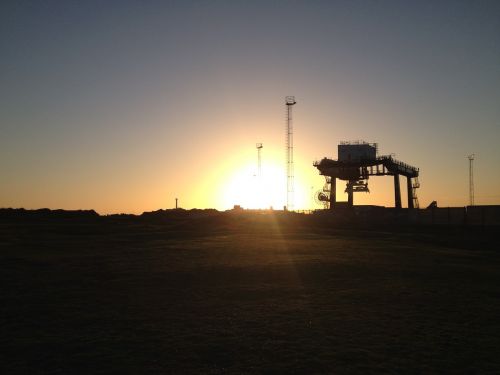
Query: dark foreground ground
[[1, 210, 500, 374]]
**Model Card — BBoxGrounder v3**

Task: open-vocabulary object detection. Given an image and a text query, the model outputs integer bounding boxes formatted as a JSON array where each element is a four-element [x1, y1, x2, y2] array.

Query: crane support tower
[[314, 141, 420, 209], [468, 154, 475, 206], [285, 96, 296, 211]]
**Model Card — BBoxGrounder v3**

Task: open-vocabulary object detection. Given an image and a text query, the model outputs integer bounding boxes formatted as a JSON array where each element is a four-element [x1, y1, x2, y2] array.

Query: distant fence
[[410, 205, 500, 226], [309, 205, 500, 226]]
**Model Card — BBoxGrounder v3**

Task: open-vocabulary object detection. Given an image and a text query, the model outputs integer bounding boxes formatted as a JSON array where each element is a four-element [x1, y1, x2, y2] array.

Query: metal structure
[[256, 143, 263, 178], [285, 96, 296, 210], [468, 154, 475, 206], [314, 141, 420, 209], [314, 189, 330, 209]]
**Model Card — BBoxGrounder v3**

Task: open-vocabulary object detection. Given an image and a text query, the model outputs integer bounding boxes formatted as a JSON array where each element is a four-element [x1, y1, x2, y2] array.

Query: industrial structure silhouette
[[314, 141, 420, 209]]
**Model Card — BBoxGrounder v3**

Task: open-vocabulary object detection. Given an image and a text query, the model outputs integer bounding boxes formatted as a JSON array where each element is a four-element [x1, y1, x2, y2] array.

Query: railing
[[378, 155, 418, 173], [314, 155, 419, 177]]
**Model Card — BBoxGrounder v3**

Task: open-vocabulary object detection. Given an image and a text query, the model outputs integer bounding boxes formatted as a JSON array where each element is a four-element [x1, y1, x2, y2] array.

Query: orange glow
[[217, 162, 284, 209], [216, 159, 313, 211]]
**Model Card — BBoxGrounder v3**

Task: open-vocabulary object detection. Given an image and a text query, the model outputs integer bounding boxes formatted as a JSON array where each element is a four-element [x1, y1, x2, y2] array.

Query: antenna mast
[[468, 154, 475, 206], [285, 96, 296, 211]]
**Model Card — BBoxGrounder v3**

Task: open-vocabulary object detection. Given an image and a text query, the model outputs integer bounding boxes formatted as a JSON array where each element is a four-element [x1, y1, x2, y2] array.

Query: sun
[[216, 162, 283, 210], [216, 160, 312, 211]]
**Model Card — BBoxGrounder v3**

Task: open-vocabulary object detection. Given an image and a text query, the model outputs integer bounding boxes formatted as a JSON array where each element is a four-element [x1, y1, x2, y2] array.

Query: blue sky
[[1, 1, 499, 212]]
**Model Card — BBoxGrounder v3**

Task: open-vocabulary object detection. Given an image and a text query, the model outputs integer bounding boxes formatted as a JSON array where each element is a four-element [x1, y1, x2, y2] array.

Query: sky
[[1, 0, 499, 214]]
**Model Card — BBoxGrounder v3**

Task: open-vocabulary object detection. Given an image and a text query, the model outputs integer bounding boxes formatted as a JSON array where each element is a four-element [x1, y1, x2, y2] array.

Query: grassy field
[[1, 213, 499, 374]]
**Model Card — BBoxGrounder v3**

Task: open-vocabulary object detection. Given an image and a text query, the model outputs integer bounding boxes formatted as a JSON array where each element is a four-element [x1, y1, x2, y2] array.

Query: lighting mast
[[256, 143, 263, 178], [285, 96, 296, 211], [468, 154, 475, 206]]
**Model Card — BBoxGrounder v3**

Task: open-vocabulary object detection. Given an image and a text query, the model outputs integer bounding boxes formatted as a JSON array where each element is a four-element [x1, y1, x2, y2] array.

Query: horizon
[[2, 203, 499, 218], [1, 1, 499, 214]]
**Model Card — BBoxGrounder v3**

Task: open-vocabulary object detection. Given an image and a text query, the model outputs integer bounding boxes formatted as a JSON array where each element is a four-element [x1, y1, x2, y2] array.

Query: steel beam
[[407, 176, 414, 209], [394, 174, 401, 208], [330, 178, 336, 209]]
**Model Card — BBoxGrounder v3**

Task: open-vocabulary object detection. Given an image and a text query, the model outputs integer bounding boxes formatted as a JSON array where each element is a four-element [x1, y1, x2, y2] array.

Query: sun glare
[[217, 161, 311, 211]]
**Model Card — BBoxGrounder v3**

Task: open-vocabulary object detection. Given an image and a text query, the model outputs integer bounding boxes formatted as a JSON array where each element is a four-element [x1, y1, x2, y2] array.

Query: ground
[[1, 212, 499, 374]]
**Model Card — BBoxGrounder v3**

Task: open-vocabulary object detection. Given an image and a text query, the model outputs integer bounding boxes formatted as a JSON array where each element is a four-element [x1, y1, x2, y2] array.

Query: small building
[[338, 141, 377, 162]]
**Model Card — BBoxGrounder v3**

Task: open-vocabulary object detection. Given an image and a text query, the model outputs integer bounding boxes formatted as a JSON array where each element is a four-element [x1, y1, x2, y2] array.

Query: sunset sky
[[1, 1, 499, 213]]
